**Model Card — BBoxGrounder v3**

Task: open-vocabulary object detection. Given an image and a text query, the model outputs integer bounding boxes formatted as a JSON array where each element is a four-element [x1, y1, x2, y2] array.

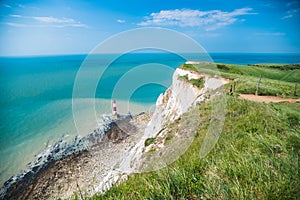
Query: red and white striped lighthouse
[[112, 99, 117, 117]]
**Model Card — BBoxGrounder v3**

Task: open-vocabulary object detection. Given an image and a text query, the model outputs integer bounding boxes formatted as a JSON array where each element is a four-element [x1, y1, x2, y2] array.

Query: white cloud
[[282, 4, 299, 19], [17, 3, 39, 9], [117, 19, 125, 23], [33, 16, 75, 23], [7, 15, 88, 28], [5, 22, 28, 27], [288, 9, 299, 13], [138, 8, 256, 31], [282, 14, 293, 19], [3, 4, 11, 8], [255, 32, 285, 36], [10, 14, 22, 18], [32, 16, 87, 28]]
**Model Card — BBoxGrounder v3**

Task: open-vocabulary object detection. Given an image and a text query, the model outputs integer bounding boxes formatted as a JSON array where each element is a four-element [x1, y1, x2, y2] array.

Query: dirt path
[[239, 94, 300, 103]]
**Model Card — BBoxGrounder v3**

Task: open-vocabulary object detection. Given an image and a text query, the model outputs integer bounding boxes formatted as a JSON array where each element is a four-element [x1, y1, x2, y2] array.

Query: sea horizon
[[1, 51, 300, 57]]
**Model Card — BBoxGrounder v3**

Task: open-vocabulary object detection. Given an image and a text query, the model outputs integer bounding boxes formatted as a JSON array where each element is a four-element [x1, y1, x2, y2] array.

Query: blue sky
[[0, 0, 299, 56]]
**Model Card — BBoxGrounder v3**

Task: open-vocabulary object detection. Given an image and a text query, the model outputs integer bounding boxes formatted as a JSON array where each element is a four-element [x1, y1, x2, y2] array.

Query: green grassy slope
[[91, 98, 300, 200], [181, 63, 300, 98], [181, 63, 300, 83], [218, 63, 299, 82]]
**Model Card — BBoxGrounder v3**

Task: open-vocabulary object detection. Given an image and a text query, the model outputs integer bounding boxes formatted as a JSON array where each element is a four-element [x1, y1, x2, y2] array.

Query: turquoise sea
[[0, 52, 300, 185]]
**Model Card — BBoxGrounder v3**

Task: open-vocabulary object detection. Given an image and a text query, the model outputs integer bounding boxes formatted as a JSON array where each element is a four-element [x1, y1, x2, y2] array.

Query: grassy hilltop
[[88, 63, 299, 200], [181, 62, 300, 98]]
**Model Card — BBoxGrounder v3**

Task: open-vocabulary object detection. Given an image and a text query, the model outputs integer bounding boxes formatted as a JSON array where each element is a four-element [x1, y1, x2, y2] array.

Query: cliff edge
[[118, 67, 228, 173]]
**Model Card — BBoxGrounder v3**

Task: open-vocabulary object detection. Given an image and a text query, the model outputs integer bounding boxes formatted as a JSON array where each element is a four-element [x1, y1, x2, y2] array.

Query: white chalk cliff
[[144, 68, 228, 141], [119, 67, 228, 173], [144, 68, 204, 138]]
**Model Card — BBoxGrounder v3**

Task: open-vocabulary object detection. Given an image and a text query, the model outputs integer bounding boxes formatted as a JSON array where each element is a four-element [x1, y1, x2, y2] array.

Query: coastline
[[1, 53, 299, 187], [0, 66, 227, 199], [2, 60, 298, 199], [0, 112, 151, 199]]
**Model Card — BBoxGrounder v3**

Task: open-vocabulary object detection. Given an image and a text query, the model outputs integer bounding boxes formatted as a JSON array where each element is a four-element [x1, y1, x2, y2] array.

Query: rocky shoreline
[[0, 113, 150, 199]]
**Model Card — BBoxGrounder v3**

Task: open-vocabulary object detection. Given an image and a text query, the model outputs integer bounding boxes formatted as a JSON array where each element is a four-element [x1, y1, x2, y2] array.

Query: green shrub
[[189, 77, 204, 88], [179, 74, 188, 81], [217, 64, 230, 71], [145, 137, 156, 147]]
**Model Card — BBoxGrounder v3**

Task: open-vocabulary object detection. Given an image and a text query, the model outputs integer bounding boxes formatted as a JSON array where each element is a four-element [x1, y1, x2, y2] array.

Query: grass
[[249, 63, 300, 71], [195, 62, 300, 83], [225, 76, 299, 97], [179, 75, 205, 88], [179, 63, 198, 72], [179, 74, 189, 81], [189, 78, 204, 88], [180, 62, 300, 98], [90, 97, 300, 200]]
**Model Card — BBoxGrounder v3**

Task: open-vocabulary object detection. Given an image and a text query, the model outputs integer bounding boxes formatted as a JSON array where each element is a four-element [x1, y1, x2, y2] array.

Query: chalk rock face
[[143, 67, 230, 140], [143, 68, 205, 139], [115, 67, 228, 177]]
